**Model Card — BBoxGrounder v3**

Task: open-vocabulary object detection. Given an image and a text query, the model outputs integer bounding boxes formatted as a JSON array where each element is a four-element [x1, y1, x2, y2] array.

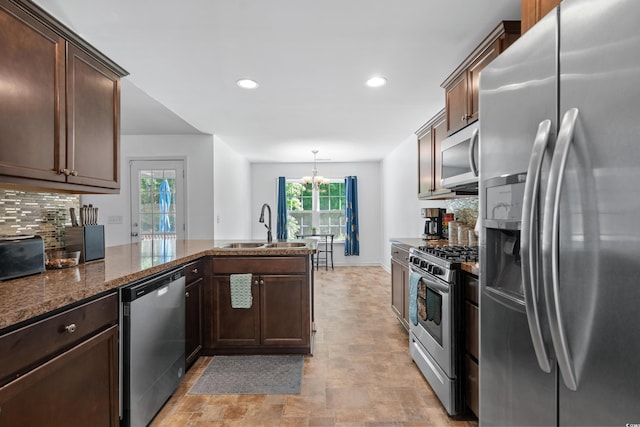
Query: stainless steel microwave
[[440, 122, 479, 191]]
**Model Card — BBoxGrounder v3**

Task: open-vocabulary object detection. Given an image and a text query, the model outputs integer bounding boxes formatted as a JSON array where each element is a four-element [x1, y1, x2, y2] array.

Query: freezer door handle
[[468, 127, 480, 177], [521, 119, 553, 373], [542, 107, 580, 391]]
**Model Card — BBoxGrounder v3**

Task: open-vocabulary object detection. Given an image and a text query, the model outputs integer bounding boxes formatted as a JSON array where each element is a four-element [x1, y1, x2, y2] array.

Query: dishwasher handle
[[120, 267, 185, 302]]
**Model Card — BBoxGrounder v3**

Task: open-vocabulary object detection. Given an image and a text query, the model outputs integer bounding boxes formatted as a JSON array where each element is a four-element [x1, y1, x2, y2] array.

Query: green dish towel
[[230, 273, 253, 308]]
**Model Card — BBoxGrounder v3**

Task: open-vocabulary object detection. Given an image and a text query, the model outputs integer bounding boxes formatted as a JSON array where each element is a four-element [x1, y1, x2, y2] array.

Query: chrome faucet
[[259, 203, 272, 243]]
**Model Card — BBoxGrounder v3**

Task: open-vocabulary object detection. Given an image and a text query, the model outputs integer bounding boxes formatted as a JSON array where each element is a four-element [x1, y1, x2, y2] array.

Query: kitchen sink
[[217, 241, 308, 249], [220, 242, 267, 248], [264, 242, 307, 248]]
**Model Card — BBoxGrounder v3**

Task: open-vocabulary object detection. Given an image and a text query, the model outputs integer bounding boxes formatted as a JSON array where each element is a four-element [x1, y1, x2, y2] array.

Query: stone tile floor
[[151, 266, 478, 426]]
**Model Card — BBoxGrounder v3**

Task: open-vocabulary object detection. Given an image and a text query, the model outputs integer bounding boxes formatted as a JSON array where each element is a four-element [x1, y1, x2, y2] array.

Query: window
[[286, 180, 346, 240]]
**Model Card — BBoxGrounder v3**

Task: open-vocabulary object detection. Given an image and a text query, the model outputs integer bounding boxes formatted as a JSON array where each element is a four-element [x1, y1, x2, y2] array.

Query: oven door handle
[[521, 119, 553, 374], [421, 276, 450, 294]]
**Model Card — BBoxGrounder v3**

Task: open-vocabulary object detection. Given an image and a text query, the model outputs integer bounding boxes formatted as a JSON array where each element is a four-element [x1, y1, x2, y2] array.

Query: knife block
[[65, 225, 105, 262]]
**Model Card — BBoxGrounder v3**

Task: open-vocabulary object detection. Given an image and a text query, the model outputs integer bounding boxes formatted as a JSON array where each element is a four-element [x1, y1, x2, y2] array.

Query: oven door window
[[417, 278, 443, 345]]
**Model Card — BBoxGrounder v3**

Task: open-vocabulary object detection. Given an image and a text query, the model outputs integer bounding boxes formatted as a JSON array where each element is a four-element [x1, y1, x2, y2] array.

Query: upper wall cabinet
[[521, 0, 560, 35], [441, 21, 520, 136], [417, 109, 447, 198], [0, 0, 128, 194]]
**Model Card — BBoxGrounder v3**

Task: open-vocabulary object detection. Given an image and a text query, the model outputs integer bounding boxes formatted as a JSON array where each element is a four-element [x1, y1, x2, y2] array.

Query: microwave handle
[[468, 128, 479, 177]]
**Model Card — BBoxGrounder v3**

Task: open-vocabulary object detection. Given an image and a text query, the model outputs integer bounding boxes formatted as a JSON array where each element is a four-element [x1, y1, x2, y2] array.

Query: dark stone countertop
[[0, 239, 316, 332]]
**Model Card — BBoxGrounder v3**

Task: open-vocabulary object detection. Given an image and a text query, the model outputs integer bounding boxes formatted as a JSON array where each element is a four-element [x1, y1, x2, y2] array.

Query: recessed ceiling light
[[237, 79, 259, 89], [366, 76, 387, 88]]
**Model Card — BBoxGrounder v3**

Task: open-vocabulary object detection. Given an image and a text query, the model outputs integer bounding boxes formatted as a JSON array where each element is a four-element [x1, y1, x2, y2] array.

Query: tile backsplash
[[445, 197, 479, 227], [0, 189, 78, 249]]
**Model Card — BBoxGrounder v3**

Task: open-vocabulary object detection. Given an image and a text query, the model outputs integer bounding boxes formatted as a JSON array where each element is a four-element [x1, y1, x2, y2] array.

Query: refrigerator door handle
[[468, 127, 480, 177], [521, 119, 553, 373], [542, 107, 580, 391]]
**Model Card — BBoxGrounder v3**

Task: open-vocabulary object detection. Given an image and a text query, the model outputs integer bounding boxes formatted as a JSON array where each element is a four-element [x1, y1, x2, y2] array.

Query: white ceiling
[[35, 0, 520, 163]]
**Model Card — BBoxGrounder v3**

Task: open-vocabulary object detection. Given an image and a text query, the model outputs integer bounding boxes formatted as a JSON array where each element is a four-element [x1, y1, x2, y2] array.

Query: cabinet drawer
[[390, 244, 409, 265], [465, 354, 479, 416], [184, 258, 204, 284], [465, 301, 479, 360], [213, 257, 307, 274], [0, 293, 117, 386]]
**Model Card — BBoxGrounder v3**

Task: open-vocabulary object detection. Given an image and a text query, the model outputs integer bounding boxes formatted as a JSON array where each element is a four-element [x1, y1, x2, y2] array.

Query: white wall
[[380, 133, 446, 271], [250, 161, 382, 266], [213, 135, 252, 239], [82, 134, 215, 247]]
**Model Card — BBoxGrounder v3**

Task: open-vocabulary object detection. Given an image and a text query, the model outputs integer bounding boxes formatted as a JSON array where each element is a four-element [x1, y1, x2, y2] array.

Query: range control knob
[[420, 260, 428, 269], [431, 266, 442, 275]]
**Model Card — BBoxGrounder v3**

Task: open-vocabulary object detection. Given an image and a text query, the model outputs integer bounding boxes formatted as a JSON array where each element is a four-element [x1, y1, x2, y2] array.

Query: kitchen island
[[0, 239, 316, 332], [0, 239, 315, 425]]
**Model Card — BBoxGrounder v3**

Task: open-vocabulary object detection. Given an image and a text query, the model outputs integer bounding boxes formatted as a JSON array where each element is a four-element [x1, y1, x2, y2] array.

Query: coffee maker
[[421, 208, 444, 240]]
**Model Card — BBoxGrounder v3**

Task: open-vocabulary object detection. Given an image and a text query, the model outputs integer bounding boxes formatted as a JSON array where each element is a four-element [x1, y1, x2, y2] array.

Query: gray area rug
[[189, 355, 303, 395]]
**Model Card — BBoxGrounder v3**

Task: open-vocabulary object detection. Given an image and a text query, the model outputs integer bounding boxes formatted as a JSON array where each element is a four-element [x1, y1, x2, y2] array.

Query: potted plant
[[311, 227, 317, 235]]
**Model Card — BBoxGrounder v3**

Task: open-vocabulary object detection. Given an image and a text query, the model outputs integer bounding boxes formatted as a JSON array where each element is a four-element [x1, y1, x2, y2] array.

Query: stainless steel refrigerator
[[478, 0, 640, 425]]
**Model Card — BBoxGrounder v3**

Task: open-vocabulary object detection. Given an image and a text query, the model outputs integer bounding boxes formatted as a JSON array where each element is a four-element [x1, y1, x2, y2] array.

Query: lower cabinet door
[[261, 274, 309, 348], [185, 278, 203, 368], [0, 325, 119, 427], [209, 275, 261, 347]]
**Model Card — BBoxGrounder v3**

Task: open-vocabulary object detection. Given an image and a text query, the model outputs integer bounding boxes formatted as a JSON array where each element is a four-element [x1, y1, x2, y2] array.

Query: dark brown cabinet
[[441, 21, 520, 135], [209, 274, 261, 348], [0, 293, 119, 426], [204, 256, 312, 354], [184, 259, 204, 369], [390, 243, 410, 330], [0, 0, 127, 193], [0, 0, 66, 185], [65, 45, 121, 190], [417, 109, 448, 199], [521, 0, 560, 35], [463, 272, 479, 417], [261, 274, 309, 347]]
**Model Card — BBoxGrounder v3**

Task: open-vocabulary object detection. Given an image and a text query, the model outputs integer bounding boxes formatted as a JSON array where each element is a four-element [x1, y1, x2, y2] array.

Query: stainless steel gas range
[[408, 245, 477, 416]]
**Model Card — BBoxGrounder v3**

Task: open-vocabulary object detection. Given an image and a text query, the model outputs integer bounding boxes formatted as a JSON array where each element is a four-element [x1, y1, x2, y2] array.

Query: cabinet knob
[[192, 268, 198, 274], [59, 168, 70, 176], [253, 280, 259, 285], [64, 324, 77, 334], [185, 291, 190, 298], [71, 170, 78, 176], [259, 279, 264, 285]]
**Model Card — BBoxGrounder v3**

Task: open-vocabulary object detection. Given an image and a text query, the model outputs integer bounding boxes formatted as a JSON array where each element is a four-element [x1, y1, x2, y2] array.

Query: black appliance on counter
[[421, 208, 445, 240], [408, 245, 477, 415], [0, 235, 45, 281]]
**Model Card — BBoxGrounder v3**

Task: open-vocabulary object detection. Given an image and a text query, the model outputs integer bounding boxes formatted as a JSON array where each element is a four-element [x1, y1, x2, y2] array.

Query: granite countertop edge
[[0, 239, 316, 333]]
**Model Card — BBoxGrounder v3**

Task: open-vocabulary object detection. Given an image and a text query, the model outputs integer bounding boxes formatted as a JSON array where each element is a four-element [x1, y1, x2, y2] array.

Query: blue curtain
[[344, 176, 359, 256], [276, 176, 288, 240]]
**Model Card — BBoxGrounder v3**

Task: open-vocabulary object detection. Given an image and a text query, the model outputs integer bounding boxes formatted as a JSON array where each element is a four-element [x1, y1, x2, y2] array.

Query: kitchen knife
[[70, 208, 78, 227]]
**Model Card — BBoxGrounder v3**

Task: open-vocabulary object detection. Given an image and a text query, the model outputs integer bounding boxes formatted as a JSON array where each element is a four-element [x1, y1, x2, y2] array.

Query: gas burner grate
[[417, 245, 479, 262]]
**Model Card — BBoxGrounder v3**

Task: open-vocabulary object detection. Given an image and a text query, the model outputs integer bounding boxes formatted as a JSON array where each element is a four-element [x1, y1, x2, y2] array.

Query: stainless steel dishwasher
[[120, 267, 185, 427]]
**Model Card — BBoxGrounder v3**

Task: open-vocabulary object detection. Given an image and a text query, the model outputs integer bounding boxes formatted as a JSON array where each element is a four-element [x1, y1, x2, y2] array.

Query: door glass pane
[[138, 169, 177, 240]]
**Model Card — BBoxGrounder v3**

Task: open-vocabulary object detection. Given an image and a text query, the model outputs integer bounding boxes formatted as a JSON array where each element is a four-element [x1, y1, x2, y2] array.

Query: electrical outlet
[[108, 215, 123, 224], [216, 215, 220, 224]]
